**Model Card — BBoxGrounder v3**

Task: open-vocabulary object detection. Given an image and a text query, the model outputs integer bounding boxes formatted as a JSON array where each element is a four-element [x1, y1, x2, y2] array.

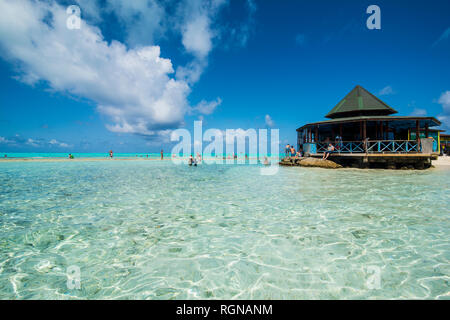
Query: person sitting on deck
[[322, 144, 335, 160]]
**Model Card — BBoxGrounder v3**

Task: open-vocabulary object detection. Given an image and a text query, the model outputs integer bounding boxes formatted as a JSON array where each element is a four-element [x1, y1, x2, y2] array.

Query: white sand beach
[[433, 156, 450, 168]]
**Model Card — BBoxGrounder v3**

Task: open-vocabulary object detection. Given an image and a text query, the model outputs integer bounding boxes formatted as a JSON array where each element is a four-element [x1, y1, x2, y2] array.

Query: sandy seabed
[[432, 156, 450, 167], [1, 155, 449, 168]]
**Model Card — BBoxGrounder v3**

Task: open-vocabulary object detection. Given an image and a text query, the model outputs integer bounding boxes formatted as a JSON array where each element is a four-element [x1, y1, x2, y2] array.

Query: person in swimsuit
[[285, 144, 290, 157]]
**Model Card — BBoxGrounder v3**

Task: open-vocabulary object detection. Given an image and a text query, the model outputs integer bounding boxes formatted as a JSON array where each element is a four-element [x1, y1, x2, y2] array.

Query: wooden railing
[[316, 140, 420, 154]]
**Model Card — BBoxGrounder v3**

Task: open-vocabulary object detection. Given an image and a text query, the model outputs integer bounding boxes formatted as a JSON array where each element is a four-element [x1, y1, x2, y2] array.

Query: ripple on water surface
[[0, 161, 449, 299]]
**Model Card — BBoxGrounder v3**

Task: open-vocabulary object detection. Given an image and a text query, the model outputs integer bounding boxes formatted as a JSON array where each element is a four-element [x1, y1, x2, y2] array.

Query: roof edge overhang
[[296, 116, 442, 131], [325, 109, 397, 119]]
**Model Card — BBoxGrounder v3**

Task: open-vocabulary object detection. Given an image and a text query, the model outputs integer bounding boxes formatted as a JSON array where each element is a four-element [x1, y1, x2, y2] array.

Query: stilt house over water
[[297, 85, 442, 169]]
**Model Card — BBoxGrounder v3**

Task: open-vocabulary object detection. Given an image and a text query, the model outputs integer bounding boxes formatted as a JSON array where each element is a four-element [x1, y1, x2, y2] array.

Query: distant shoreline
[[0, 156, 280, 163]]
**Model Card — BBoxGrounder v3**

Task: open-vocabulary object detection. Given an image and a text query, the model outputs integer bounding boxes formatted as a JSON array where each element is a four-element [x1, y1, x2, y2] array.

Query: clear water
[[0, 153, 282, 159], [0, 153, 166, 159], [0, 160, 448, 299]]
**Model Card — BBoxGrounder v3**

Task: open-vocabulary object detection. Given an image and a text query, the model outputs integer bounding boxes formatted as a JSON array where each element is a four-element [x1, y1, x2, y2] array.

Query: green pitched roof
[[325, 85, 398, 119]]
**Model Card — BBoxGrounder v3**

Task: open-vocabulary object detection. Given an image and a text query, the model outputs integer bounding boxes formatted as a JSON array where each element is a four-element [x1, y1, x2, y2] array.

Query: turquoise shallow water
[[0, 153, 282, 159], [0, 153, 166, 159], [0, 160, 449, 299]]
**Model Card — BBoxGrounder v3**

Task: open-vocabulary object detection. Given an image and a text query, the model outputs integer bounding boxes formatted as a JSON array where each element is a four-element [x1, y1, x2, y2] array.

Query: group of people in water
[[188, 153, 202, 166], [62, 149, 296, 164], [284, 144, 302, 158], [186, 153, 271, 166]]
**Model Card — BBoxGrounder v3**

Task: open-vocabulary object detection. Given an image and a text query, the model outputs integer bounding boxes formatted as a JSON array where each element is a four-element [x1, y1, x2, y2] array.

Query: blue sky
[[1, 0, 450, 153]]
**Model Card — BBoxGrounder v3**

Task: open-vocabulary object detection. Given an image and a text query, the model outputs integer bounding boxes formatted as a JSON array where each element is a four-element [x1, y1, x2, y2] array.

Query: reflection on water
[[0, 161, 449, 299]]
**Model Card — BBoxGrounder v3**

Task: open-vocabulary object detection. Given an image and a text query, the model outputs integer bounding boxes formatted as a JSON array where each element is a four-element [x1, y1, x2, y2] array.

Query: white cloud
[[437, 91, 450, 129], [176, 60, 207, 85], [0, 0, 244, 138], [26, 138, 39, 147], [265, 114, 275, 127], [193, 97, 222, 115], [379, 86, 394, 96], [0, 137, 14, 144], [74, 0, 102, 24], [0, 0, 190, 136], [182, 14, 213, 59], [437, 115, 449, 127], [104, 0, 166, 47], [49, 139, 71, 148], [1, 135, 72, 149], [438, 91, 450, 113], [175, 0, 228, 83], [176, 0, 256, 82], [409, 108, 427, 116]]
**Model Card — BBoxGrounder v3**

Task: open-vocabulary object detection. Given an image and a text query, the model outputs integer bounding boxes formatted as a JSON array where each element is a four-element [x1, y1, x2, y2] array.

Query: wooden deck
[[302, 152, 437, 169], [310, 153, 436, 158]]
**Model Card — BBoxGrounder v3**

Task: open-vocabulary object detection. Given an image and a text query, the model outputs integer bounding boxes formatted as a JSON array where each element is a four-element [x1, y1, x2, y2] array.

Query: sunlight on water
[[0, 161, 449, 299]]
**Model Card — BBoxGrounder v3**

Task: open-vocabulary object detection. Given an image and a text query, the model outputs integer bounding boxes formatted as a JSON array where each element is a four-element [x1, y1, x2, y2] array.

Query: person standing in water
[[109, 150, 113, 158], [161, 149, 164, 160], [290, 145, 296, 157]]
